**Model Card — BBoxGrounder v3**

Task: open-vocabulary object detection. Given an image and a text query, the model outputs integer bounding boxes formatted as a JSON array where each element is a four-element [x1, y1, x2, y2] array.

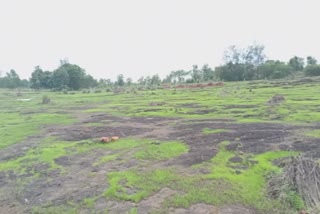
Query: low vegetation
[[1, 77, 320, 213]]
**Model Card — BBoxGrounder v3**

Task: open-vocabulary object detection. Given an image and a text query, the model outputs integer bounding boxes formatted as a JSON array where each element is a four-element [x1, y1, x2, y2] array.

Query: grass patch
[[0, 139, 77, 173], [135, 141, 188, 160], [202, 128, 229, 135], [166, 142, 298, 212], [304, 129, 320, 138], [31, 205, 78, 214], [104, 169, 176, 202], [82, 197, 96, 209], [93, 153, 121, 166], [0, 112, 74, 149]]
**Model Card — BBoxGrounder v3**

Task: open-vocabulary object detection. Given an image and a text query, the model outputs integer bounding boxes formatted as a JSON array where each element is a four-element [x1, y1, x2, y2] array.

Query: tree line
[[162, 44, 320, 83], [1, 44, 320, 89], [0, 69, 29, 89], [29, 60, 98, 90]]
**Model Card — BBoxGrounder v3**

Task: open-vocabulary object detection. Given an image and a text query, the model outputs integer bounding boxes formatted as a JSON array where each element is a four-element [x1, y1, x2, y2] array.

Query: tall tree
[[150, 74, 161, 86], [51, 68, 69, 90], [223, 45, 241, 64], [5, 69, 21, 89], [137, 76, 145, 85], [201, 64, 214, 81], [257, 60, 292, 79], [30, 66, 52, 89], [126, 78, 132, 86], [288, 56, 304, 71], [30, 66, 43, 89], [82, 74, 97, 88], [116, 74, 125, 86], [56, 62, 86, 90], [243, 43, 266, 66], [307, 56, 317, 66], [223, 43, 266, 66], [191, 65, 202, 83]]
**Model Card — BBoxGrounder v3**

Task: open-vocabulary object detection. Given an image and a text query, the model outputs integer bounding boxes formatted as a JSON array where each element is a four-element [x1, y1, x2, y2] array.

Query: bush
[[62, 89, 68, 94], [131, 88, 138, 94], [94, 90, 101, 93], [305, 65, 320, 76], [42, 95, 51, 104]]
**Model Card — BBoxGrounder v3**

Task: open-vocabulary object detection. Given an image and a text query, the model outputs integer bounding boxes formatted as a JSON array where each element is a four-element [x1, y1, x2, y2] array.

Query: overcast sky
[[0, 0, 319, 80]]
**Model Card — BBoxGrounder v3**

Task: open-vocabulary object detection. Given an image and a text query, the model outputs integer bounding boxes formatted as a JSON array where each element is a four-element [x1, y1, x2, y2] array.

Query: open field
[[1, 79, 320, 213]]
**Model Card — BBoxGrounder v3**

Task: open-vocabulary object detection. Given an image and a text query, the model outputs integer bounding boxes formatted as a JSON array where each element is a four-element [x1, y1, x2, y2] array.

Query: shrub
[[42, 95, 51, 104], [62, 89, 68, 94], [131, 88, 138, 94]]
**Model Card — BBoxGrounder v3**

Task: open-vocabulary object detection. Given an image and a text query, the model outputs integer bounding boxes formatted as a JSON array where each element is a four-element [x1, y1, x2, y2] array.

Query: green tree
[[223, 43, 266, 66], [42, 71, 53, 88], [51, 68, 69, 90], [116, 74, 125, 86], [243, 43, 266, 66], [201, 64, 214, 81], [137, 76, 146, 85], [20, 79, 30, 88], [126, 77, 132, 86], [162, 74, 173, 83], [82, 74, 98, 88], [223, 45, 241, 64], [215, 63, 244, 81], [257, 60, 292, 79], [4, 69, 21, 89], [30, 66, 43, 89], [30, 66, 52, 89], [57, 62, 86, 90], [150, 74, 161, 86], [305, 65, 320, 76], [288, 56, 304, 72], [306, 56, 317, 66], [191, 65, 202, 83]]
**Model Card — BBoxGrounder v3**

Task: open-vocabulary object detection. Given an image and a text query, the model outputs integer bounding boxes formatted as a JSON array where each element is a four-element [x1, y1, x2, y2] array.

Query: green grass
[[202, 128, 229, 135], [0, 112, 74, 149], [135, 141, 188, 160], [164, 142, 298, 212], [304, 129, 320, 138], [82, 197, 96, 209], [1, 80, 320, 213], [93, 153, 121, 166], [0, 139, 77, 173], [31, 206, 78, 214], [206, 143, 295, 200], [104, 169, 176, 202], [205, 142, 297, 209]]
